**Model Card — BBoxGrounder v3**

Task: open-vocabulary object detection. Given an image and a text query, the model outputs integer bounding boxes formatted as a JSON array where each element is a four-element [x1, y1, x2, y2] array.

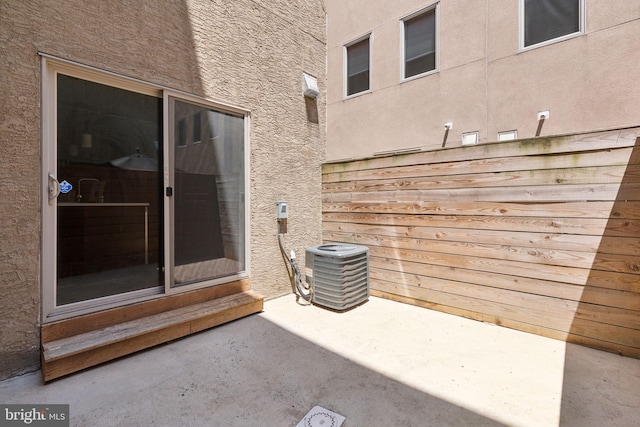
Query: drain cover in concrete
[[296, 405, 345, 427]]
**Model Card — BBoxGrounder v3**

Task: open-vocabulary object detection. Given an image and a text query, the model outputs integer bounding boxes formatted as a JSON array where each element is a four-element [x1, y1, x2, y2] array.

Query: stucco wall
[[0, 0, 325, 380], [326, 0, 640, 160]]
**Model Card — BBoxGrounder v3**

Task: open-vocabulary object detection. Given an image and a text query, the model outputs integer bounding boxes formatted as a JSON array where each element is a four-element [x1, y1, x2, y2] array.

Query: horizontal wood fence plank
[[327, 230, 596, 269], [369, 273, 640, 331], [324, 221, 640, 255], [366, 245, 640, 291], [581, 269, 640, 293], [323, 183, 640, 203], [328, 229, 640, 280], [323, 201, 640, 219], [372, 279, 640, 348], [324, 212, 640, 237], [323, 165, 639, 193], [325, 212, 640, 237], [327, 229, 640, 274], [323, 129, 639, 174], [367, 245, 589, 285], [372, 280, 576, 334], [369, 265, 640, 309], [323, 147, 639, 183]]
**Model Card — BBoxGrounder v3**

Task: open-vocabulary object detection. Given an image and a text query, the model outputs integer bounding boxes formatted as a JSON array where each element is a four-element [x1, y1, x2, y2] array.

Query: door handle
[[48, 172, 60, 202]]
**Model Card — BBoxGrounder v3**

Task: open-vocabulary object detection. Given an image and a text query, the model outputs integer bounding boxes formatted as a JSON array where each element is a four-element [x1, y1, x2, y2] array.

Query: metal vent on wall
[[305, 244, 369, 311]]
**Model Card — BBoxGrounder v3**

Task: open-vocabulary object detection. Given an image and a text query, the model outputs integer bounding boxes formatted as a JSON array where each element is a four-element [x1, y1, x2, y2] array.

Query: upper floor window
[[403, 5, 437, 79], [345, 36, 370, 96], [521, 0, 583, 49]]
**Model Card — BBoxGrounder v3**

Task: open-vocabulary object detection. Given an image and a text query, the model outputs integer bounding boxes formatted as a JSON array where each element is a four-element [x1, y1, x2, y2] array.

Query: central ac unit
[[305, 244, 369, 311]]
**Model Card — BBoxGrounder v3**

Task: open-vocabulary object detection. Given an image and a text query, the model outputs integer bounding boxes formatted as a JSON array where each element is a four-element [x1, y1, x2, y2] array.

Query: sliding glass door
[[168, 97, 246, 287], [55, 74, 164, 306], [42, 57, 249, 320]]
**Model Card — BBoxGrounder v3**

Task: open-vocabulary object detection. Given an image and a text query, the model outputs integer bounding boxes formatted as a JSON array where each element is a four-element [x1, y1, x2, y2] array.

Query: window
[[177, 118, 187, 146], [42, 57, 249, 319], [498, 130, 518, 141], [193, 112, 201, 143], [521, 0, 583, 49], [345, 36, 370, 96], [403, 6, 437, 79], [461, 131, 479, 146]]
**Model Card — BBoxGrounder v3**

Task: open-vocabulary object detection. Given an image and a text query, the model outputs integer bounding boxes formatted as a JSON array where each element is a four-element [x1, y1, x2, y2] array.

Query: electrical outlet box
[[276, 201, 288, 219]]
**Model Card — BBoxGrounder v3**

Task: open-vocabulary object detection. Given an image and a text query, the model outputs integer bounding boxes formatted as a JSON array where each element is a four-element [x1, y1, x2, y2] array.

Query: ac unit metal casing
[[305, 244, 369, 311]]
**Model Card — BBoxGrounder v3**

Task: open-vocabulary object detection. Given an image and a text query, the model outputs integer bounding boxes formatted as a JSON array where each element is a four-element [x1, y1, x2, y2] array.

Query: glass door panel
[[55, 75, 163, 305], [171, 99, 245, 286]]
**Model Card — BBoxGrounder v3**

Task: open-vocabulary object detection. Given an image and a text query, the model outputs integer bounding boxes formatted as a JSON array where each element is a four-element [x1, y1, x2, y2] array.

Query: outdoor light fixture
[[536, 110, 549, 137], [442, 122, 453, 148], [302, 73, 320, 99]]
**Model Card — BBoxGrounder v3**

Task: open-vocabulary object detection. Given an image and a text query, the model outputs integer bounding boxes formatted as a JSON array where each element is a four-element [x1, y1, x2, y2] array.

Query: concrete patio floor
[[1, 295, 638, 426]]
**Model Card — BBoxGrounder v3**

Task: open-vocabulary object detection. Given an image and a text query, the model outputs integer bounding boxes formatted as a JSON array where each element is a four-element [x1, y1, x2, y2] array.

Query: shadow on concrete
[[1, 314, 506, 427], [559, 342, 640, 427], [561, 134, 640, 426]]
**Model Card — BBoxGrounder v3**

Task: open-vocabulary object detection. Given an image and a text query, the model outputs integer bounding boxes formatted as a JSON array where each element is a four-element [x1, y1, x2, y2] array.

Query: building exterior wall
[[323, 0, 640, 358], [326, 0, 640, 160], [0, 0, 325, 380]]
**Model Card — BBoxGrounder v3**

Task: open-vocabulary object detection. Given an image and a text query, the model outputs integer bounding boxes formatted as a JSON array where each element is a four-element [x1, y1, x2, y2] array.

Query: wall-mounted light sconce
[[536, 110, 549, 137], [442, 122, 453, 148], [461, 131, 479, 146], [498, 130, 518, 141], [302, 73, 320, 99]]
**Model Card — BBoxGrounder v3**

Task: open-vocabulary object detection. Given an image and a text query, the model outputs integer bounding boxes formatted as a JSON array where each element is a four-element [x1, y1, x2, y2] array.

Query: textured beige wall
[[0, 0, 325, 380], [486, 0, 640, 139], [326, 0, 640, 160]]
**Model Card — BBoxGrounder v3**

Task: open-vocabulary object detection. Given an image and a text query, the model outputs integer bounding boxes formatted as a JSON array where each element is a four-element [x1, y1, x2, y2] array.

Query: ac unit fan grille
[[305, 244, 369, 311]]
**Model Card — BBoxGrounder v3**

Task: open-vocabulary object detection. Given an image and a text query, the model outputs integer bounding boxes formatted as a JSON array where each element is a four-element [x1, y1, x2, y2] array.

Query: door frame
[[40, 54, 251, 322], [162, 90, 251, 294]]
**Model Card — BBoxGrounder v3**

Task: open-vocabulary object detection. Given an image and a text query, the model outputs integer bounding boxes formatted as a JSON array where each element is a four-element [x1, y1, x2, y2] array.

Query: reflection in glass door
[[55, 75, 164, 305], [170, 99, 246, 286]]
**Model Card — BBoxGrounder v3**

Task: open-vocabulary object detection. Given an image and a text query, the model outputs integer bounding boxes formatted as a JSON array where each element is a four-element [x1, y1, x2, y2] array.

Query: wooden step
[[42, 291, 263, 381]]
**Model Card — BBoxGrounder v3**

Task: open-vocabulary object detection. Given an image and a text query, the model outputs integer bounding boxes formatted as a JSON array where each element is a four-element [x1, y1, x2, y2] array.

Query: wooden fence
[[322, 128, 640, 358]]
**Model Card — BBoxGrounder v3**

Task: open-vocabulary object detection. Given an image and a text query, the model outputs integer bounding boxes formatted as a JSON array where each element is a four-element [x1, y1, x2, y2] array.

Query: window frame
[[344, 33, 372, 98], [498, 130, 518, 141], [401, 3, 439, 82], [519, 0, 585, 51], [461, 131, 479, 146], [163, 91, 250, 293], [41, 54, 251, 321]]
